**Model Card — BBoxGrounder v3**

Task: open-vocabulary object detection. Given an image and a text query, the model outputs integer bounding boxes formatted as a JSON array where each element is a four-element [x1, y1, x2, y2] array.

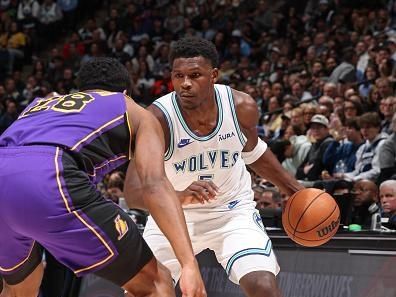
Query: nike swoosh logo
[[228, 200, 240, 209], [177, 139, 194, 148]]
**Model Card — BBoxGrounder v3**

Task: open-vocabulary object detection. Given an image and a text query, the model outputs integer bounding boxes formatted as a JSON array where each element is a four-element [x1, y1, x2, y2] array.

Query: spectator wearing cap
[[343, 112, 388, 182], [296, 114, 334, 181]]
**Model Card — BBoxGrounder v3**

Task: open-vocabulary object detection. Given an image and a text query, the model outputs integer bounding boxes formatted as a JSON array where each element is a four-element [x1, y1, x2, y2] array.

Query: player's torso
[[154, 84, 253, 209], [0, 91, 132, 182]]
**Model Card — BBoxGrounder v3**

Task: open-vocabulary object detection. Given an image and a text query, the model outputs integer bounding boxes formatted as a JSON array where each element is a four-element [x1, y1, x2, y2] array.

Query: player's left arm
[[232, 89, 304, 196]]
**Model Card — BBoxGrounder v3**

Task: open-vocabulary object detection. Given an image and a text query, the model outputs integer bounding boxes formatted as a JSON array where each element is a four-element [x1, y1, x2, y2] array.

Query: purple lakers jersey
[[0, 91, 131, 182]]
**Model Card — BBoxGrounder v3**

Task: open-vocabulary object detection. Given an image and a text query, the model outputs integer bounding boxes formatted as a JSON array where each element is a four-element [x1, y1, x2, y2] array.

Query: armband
[[241, 138, 267, 164]]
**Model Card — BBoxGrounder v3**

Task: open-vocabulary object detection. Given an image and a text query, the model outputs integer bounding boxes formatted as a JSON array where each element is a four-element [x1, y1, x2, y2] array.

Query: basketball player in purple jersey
[[0, 58, 206, 297]]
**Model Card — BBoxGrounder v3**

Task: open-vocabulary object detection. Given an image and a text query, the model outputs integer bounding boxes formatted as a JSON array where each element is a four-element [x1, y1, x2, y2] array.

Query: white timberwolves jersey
[[153, 84, 256, 209]]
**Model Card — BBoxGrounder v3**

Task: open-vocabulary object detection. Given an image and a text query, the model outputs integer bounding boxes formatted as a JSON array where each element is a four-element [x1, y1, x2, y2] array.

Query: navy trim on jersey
[[225, 241, 272, 276], [171, 88, 223, 141], [152, 101, 174, 161], [226, 86, 247, 147]]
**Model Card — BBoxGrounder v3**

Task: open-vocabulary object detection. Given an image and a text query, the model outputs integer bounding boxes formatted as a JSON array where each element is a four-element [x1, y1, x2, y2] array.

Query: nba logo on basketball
[[316, 217, 340, 238]]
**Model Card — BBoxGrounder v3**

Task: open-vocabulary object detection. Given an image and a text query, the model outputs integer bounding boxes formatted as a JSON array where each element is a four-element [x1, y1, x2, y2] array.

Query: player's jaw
[[177, 92, 201, 110]]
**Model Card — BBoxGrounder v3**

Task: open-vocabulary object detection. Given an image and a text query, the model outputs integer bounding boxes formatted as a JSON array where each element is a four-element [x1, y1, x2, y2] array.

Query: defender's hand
[[179, 261, 207, 297], [177, 181, 219, 205]]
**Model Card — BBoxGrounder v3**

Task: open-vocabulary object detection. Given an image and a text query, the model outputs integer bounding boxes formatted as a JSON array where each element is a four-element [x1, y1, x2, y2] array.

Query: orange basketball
[[282, 188, 340, 247]]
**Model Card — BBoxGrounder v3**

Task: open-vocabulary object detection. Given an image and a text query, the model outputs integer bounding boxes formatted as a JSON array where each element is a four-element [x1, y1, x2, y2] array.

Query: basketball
[[282, 188, 340, 247]]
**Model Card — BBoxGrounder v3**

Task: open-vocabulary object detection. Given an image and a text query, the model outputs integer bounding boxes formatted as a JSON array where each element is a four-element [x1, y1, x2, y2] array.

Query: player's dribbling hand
[[177, 181, 219, 205], [179, 260, 207, 297]]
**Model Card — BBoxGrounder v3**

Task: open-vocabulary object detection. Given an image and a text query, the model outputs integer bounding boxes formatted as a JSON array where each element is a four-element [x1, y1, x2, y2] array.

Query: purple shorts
[[0, 146, 152, 286]]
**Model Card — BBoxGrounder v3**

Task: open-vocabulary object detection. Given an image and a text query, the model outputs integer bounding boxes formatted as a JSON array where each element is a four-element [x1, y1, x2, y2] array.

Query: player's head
[[169, 37, 219, 109], [169, 37, 219, 68], [77, 57, 131, 93]]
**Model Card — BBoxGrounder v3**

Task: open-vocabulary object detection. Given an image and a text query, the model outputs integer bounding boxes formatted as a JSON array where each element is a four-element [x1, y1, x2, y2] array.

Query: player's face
[[171, 56, 218, 110]]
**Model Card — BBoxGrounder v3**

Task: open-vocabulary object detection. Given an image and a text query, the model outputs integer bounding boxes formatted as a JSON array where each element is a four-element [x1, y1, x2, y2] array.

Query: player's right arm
[[125, 99, 206, 297]]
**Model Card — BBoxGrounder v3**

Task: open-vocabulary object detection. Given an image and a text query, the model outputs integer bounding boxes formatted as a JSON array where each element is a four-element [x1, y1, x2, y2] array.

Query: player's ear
[[212, 68, 219, 83]]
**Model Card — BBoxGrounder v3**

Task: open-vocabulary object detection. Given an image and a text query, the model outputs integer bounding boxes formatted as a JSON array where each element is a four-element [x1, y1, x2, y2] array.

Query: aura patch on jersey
[[218, 131, 236, 141]]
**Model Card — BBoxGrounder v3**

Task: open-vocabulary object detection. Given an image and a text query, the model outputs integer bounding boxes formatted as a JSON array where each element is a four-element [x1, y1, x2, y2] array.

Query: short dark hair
[[344, 99, 363, 115], [169, 37, 219, 68], [344, 117, 360, 130], [77, 57, 131, 93], [359, 112, 381, 128]]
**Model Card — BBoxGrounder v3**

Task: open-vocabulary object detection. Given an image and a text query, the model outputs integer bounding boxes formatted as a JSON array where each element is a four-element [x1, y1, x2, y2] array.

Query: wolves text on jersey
[[172, 150, 240, 174]]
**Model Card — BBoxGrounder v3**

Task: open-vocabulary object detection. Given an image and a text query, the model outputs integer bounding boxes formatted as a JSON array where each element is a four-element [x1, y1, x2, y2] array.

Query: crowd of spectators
[[0, 0, 395, 230]]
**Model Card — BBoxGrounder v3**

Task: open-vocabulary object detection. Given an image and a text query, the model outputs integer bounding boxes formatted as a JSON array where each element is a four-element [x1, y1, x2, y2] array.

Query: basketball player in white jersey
[[125, 37, 303, 297]]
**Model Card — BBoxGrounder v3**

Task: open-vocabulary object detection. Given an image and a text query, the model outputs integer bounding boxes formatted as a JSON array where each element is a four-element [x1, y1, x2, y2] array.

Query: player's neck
[[178, 94, 218, 135], [184, 95, 216, 117]]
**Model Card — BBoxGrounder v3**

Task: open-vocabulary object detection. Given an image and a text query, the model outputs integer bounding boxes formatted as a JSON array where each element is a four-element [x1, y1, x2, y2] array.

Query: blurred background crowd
[[0, 0, 395, 232]]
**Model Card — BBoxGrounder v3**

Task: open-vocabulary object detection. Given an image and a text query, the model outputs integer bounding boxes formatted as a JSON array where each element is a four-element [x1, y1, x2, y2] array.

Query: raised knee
[[240, 271, 279, 297]]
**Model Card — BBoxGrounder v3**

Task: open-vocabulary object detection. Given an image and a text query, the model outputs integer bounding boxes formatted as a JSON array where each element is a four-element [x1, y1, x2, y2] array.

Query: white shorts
[[143, 200, 280, 284]]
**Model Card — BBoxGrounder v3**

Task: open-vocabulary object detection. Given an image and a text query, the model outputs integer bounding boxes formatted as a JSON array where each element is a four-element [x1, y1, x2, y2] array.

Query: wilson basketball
[[282, 188, 340, 247]]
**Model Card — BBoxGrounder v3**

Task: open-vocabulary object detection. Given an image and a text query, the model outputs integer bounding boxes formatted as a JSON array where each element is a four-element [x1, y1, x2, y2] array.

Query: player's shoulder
[[153, 91, 174, 105], [228, 87, 260, 127], [124, 94, 155, 125], [147, 91, 174, 121]]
